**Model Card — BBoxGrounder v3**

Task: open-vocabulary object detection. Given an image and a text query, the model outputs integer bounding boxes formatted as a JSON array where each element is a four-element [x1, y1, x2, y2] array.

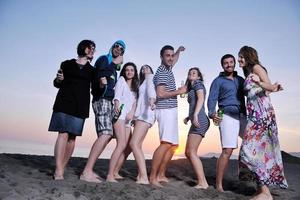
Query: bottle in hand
[[180, 80, 186, 98], [112, 104, 124, 124], [214, 108, 224, 126]]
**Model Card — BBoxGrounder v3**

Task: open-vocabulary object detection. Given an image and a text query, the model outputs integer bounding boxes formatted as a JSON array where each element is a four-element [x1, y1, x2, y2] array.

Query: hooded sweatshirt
[[91, 40, 126, 101]]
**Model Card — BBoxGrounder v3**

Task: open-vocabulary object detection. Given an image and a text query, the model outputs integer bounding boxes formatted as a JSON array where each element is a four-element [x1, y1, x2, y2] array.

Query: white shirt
[[135, 74, 156, 119], [113, 76, 136, 120]]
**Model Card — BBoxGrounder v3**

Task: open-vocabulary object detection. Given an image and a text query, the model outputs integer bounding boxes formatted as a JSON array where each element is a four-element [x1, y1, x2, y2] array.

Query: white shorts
[[136, 108, 156, 126], [155, 107, 179, 145], [219, 114, 247, 148]]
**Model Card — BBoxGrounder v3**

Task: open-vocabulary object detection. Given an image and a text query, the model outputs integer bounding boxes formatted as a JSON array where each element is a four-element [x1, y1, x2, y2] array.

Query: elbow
[[157, 91, 164, 98]]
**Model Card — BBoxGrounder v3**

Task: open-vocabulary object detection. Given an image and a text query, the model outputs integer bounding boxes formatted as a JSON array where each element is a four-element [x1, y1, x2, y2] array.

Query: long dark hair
[[120, 62, 139, 98], [239, 46, 267, 77], [185, 67, 204, 91], [139, 64, 154, 85]]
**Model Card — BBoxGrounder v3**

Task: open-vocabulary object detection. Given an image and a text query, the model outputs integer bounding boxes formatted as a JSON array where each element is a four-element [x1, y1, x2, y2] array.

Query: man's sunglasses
[[114, 43, 124, 52]]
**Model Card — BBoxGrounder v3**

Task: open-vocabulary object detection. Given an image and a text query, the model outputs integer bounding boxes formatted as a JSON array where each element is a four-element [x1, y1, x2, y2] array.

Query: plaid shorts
[[92, 99, 113, 136]]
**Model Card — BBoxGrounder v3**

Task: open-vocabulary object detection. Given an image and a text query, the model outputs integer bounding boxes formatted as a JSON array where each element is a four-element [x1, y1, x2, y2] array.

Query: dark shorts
[[48, 112, 85, 136], [188, 115, 210, 138], [92, 99, 114, 136]]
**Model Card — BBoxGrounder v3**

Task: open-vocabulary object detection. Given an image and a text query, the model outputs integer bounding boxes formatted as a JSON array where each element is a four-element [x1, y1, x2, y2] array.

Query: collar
[[161, 64, 173, 71], [219, 71, 238, 77]]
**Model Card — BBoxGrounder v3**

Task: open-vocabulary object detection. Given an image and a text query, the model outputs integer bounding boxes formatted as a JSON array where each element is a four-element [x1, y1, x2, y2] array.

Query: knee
[[221, 149, 233, 158], [185, 148, 196, 158], [117, 142, 127, 151], [57, 133, 68, 140], [170, 145, 178, 153], [129, 141, 138, 151], [185, 149, 191, 158]]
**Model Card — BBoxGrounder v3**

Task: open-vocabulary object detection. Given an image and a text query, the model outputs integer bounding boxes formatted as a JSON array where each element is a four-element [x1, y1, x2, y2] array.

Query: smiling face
[[222, 57, 235, 73], [112, 43, 124, 57], [125, 65, 135, 80], [238, 53, 246, 68], [188, 69, 200, 82], [85, 45, 95, 61], [161, 49, 174, 67]]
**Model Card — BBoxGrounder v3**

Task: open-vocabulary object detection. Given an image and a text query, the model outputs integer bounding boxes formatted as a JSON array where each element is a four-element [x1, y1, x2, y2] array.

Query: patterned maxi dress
[[239, 75, 288, 188]]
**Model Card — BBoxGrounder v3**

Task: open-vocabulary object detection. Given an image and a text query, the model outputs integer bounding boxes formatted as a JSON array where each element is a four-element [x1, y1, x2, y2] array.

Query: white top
[[113, 76, 136, 120], [134, 74, 156, 118]]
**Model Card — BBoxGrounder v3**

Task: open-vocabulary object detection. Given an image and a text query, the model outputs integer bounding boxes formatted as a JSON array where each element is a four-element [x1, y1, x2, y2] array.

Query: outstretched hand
[[273, 82, 283, 92], [177, 46, 185, 52]]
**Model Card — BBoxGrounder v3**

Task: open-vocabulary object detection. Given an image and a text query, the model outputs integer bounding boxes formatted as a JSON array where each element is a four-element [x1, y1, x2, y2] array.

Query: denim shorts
[[48, 112, 85, 136]]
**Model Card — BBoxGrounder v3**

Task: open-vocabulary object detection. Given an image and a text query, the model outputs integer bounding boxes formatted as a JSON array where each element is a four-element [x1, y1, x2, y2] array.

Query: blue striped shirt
[[153, 65, 177, 109]]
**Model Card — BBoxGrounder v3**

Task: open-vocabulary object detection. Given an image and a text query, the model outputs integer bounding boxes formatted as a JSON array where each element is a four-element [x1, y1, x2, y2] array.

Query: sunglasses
[[114, 43, 124, 52]]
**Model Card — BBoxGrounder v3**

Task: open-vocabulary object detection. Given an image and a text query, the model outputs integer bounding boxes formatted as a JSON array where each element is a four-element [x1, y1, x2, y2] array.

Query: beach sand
[[0, 152, 299, 200]]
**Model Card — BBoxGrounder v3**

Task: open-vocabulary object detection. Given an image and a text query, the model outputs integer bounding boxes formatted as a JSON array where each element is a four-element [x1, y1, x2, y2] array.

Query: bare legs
[[149, 142, 177, 187], [80, 134, 112, 183], [130, 121, 151, 184], [216, 148, 233, 192], [113, 127, 132, 179], [106, 120, 131, 182], [54, 132, 76, 180], [185, 134, 208, 189], [157, 145, 176, 183]]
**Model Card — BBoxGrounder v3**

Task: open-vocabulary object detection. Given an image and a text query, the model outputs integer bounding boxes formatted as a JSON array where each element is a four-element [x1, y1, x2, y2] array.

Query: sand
[[0, 152, 299, 200]]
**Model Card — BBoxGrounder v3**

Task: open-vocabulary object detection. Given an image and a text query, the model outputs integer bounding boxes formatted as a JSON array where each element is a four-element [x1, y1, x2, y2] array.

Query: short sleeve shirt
[[153, 65, 177, 109], [187, 80, 206, 116]]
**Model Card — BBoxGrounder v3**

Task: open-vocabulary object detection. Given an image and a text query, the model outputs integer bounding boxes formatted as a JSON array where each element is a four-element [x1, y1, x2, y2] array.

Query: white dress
[[134, 74, 156, 125], [113, 76, 136, 126]]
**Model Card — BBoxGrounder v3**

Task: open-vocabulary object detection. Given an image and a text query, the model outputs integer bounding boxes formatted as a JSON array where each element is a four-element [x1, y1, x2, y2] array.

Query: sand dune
[[0, 152, 299, 200]]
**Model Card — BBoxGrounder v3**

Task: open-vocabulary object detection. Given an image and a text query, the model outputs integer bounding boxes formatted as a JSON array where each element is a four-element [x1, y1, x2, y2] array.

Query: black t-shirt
[[52, 59, 94, 118]]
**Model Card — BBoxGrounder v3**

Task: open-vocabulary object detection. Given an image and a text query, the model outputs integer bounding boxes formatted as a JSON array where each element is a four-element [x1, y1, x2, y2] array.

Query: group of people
[[49, 39, 288, 200]]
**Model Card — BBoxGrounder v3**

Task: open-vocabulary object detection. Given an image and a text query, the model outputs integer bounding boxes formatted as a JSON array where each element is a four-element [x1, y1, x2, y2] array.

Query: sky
[[0, 0, 300, 158]]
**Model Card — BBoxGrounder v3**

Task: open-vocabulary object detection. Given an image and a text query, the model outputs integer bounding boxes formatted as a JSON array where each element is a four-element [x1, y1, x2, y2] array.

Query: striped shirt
[[153, 65, 177, 109]]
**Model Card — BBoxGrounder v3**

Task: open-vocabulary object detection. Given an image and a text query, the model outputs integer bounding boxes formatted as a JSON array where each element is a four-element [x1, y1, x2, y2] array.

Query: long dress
[[239, 74, 288, 188]]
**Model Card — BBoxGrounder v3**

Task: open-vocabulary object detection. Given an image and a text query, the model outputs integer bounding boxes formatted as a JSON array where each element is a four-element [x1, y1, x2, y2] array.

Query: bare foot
[[150, 180, 163, 187], [53, 173, 64, 180], [80, 172, 102, 183], [93, 172, 101, 179], [250, 192, 273, 200], [216, 186, 224, 192], [194, 184, 209, 189], [136, 178, 150, 185], [114, 173, 124, 179], [106, 175, 118, 183], [157, 176, 169, 183]]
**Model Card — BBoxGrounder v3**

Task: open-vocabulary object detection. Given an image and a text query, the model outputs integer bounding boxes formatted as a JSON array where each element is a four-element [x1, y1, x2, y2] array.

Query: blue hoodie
[[91, 40, 126, 101]]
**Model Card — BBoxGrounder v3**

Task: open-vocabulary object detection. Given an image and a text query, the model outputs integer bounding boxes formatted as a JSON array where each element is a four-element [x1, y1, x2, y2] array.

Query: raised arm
[[172, 46, 185, 66]]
